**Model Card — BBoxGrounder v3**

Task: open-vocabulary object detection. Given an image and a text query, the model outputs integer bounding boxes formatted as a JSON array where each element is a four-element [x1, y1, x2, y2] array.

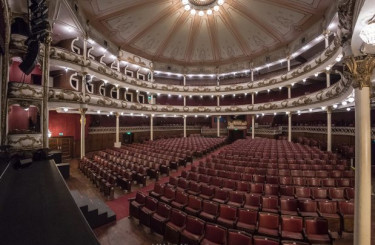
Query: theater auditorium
[[0, 0, 374, 244]]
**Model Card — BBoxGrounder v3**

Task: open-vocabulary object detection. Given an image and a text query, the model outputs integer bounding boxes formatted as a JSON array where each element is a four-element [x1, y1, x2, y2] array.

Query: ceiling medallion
[[181, 0, 224, 16]]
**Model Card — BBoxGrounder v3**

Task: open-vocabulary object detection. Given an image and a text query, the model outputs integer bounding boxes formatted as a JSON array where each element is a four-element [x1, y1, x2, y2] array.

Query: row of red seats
[[180, 169, 355, 188], [166, 176, 354, 200], [130, 191, 338, 244]]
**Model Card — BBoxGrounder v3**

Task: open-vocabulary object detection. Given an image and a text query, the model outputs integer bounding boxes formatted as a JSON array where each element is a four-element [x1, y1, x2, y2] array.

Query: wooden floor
[[66, 159, 373, 245]]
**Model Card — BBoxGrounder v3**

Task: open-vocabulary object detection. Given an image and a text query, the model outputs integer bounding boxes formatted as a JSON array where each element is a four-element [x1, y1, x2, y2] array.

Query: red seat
[[199, 184, 215, 200], [280, 198, 298, 216], [129, 191, 146, 219], [180, 216, 205, 245], [345, 187, 354, 200], [280, 215, 304, 241], [306, 177, 322, 187], [336, 178, 351, 187], [187, 181, 201, 195], [212, 188, 229, 204], [261, 196, 279, 213], [250, 183, 264, 195], [311, 187, 328, 201], [217, 205, 238, 228], [303, 217, 332, 244], [164, 209, 187, 244], [253, 174, 266, 183], [160, 185, 176, 203], [292, 177, 304, 186], [298, 200, 318, 217], [201, 223, 227, 245], [322, 178, 335, 187], [236, 208, 257, 234], [199, 200, 219, 222], [198, 174, 211, 184], [244, 193, 261, 210], [150, 183, 165, 199], [253, 236, 279, 245], [223, 179, 237, 191], [328, 188, 346, 201], [150, 202, 171, 234], [257, 212, 280, 237], [185, 195, 202, 216], [227, 191, 245, 207], [210, 177, 223, 188], [281, 241, 309, 245], [227, 230, 252, 245], [168, 176, 178, 187], [264, 184, 279, 197], [280, 185, 294, 198], [177, 177, 190, 191], [338, 201, 354, 233], [318, 200, 341, 237], [294, 187, 311, 200], [236, 181, 250, 193], [139, 196, 158, 227], [171, 190, 188, 209]]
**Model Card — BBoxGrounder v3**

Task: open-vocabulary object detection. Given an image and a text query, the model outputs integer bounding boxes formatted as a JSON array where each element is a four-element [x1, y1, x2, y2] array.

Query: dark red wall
[[49, 111, 92, 139], [8, 105, 39, 133], [9, 61, 42, 84]]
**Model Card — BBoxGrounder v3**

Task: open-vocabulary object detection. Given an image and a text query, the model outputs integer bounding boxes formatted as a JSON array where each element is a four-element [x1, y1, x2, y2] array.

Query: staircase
[[70, 190, 116, 229]]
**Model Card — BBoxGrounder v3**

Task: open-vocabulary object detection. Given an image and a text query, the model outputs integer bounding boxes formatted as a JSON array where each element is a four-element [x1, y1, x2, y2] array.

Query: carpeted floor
[[105, 147, 224, 220]]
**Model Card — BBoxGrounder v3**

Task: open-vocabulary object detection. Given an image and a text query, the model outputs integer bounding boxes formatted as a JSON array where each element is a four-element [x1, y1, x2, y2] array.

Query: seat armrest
[[128, 197, 136, 202]]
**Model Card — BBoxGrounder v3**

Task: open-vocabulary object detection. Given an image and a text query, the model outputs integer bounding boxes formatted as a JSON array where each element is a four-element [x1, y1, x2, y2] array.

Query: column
[[345, 55, 374, 245], [327, 106, 332, 152], [251, 92, 255, 105], [150, 115, 154, 141], [0, 32, 9, 145], [287, 56, 291, 72], [217, 116, 220, 137], [326, 70, 331, 87], [288, 112, 292, 142], [217, 95, 220, 107], [183, 116, 187, 138], [79, 108, 87, 158], [114, 112, 121, 148], [83, 37, 87, 61], [287, 85, 291, 99], [183, 75, 186, 86], [183, 96, 186, 107], [42, 34, 52, 148], [251, 115, 255, 139], [251, 69, 254, 82]]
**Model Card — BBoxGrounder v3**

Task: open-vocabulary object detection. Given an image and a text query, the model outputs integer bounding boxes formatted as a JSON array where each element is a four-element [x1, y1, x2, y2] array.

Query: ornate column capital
[[344, 55, 375, 89], [327, 106, 333, 113], [79, 108, 88, 114]]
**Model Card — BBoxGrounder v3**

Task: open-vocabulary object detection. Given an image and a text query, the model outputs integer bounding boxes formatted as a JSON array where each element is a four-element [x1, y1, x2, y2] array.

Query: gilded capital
[[79, 108, 88, 114], [344, 55, 375, 89]]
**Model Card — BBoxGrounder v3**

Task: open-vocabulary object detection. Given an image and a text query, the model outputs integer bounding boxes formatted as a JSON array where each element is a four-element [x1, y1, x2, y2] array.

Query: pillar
[[150, 115, 154, 141], [344, 55, 374, 245], [324, 30, 330, 48], [83, 37, 87, 61], [183, 96, 186, 106], [287, 85, 291, 99], [251, 69, 254, 82], [150, 70, 154, 82], [114, 112, 121, 148], [251, 92, 255, 105], [287, 56, 291, 72], [326, 70, 331, 87], [217, 116, 220, 137], [42, 34, 52, 148], [288, 112, 292, 142], [217, 95, 220, 107], [251, 115, 255, 139], [183, 116, 187, 138], [183, 75, 186, 86], [327, 106, 332, 152], [80, 108, 87, 158]]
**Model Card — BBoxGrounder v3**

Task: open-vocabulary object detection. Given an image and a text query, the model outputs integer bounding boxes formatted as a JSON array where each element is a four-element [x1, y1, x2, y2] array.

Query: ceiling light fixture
[[182, 0, 224, 16]]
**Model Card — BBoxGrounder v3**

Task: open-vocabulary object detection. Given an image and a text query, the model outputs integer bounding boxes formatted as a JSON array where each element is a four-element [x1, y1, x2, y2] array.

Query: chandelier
[[181, 0, 225, 16]]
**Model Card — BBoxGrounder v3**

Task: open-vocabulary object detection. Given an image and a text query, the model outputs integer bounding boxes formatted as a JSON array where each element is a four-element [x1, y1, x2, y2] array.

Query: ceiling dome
[[79, 0, 332, 66]]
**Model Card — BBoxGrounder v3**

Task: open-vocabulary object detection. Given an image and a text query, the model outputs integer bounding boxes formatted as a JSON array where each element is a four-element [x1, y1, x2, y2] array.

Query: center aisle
[[106, 146, 226, 220]]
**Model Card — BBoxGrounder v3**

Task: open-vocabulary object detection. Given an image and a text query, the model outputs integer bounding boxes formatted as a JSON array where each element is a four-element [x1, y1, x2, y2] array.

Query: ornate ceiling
[[79, 0, 332, 66]]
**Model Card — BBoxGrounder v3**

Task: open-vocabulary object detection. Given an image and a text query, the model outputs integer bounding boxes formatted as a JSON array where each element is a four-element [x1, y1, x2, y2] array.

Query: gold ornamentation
[[344, 55, 375, 89]]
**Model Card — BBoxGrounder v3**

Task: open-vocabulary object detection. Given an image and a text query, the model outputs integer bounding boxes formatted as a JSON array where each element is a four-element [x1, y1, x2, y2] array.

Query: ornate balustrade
[[88, 125, 201, 135], [7, 134, 43, 149], [200, 128, 228, 136], [8, 74, 352, 116], [47, 37, 342, 96], [280, 126, 375, 139]]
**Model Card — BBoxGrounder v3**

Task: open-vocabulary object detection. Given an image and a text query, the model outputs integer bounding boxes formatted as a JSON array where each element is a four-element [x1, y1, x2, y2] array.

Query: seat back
[[281, 215, 303, 232], [280, 198, 297, 212], [338, 201, 354, 215], [201, 184, 214, 196], [295, 187, 311, 198], [145, 196, 158, 211], [298, 200, 317, 212], [203, 223, 227, 244], [227, 230, 252, 245], [164, 186, 176, 199], [258, 212, 279, 229], [238, 208, 257, 225], [169, 209, 187, 227], [135, 192, 146, 204], [328, 188, 345, 200], [245, 193, 261, 208], [202, 200, 219, 215], [250, 183, 264, 194], [229, 191, 244, 204], [305, 217, 329, 235], [262, 196, 279, 209], [185, 216, 205, 236], [318, 201, 337, 214], [214, 188, 229, 200], [175, 190, 188, 204], [219, 205, 237, 221], [156, 202, 171, 218], [188, 195, 202, 210]]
